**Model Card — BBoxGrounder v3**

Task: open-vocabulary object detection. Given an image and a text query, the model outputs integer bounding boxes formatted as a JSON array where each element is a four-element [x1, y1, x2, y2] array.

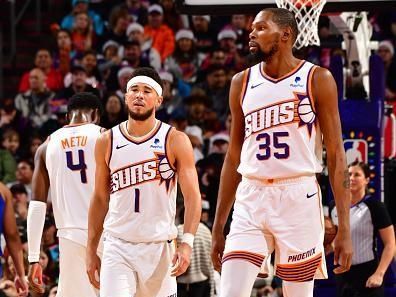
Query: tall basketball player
[[211, 8, 353, 297], [27, 92, 104, 296], [86, 67, 201, 297]]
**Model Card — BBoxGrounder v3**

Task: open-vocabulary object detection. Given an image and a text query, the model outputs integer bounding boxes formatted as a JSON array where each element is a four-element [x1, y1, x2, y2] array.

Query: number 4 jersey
[[238, 60, 323, 180], [46, 123, 102, 245]]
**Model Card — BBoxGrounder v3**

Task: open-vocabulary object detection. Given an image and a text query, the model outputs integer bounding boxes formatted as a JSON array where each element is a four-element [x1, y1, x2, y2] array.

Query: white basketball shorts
[[100, 234, 177, 297], [223, 175, 328, 282], [57, 237, 99, 297]]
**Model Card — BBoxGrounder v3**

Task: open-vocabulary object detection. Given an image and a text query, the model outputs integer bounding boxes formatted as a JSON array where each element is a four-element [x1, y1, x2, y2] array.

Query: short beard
[[248, 42, 279, 64], [129, 107, 154, 121]]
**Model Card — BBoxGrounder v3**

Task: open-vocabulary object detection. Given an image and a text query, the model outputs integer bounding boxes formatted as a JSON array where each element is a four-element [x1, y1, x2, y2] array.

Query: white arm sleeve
[[27, 201, 46, 262]]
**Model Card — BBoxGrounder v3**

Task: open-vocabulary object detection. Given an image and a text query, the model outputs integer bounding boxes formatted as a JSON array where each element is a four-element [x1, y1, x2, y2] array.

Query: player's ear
[[156, 95, 163, 107], [282, 27, 292, 42], [92, 109, 100, 124]]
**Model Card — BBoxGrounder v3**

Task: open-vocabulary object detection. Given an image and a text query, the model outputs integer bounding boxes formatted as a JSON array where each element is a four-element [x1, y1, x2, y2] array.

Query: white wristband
[[181, 233, 195, 248]]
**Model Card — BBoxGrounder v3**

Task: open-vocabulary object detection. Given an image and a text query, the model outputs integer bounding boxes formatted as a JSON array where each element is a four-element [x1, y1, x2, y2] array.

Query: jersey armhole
[[307, 65, 319, 113], [165, 127, 177, 171], [239, 68, 251, 106], [105, 129, 113, 167]]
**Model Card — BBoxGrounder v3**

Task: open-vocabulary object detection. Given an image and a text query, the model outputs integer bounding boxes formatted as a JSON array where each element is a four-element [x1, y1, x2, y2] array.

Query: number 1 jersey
[[46, 123, 102, 244], [238, 60, 323, 179]]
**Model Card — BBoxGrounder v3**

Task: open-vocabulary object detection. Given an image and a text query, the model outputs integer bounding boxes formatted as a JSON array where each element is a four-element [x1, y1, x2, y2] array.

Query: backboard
[[175, 0, 396, 14]]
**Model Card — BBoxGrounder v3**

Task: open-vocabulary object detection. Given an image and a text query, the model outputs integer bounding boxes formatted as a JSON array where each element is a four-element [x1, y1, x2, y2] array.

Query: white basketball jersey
[[46, 123, 102, 244], [104, 120, 178, 243], [238, 60, 323, 179]]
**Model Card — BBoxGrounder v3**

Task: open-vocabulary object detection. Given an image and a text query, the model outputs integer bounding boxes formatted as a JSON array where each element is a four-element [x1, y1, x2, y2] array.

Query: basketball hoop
[[275, 0, 327, 49]]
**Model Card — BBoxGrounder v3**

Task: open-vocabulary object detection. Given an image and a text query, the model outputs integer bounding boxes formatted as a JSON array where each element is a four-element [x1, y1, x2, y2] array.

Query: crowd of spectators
[[0, 1, 395, 296]]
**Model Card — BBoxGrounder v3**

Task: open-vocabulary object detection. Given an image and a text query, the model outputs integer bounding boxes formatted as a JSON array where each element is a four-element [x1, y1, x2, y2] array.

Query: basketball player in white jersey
[[27, 92, 104, 296], [86, 67, 201, 297], [211, 8, 353, 297]]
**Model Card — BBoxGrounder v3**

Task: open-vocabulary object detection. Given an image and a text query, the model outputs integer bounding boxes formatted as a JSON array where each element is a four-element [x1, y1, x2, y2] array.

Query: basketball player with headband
[[211, 8, 353, 297], [86, 67, 202, 297]]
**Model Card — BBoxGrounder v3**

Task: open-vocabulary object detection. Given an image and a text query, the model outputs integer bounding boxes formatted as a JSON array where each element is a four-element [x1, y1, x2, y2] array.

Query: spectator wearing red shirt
[[18, 49, 63, 93]]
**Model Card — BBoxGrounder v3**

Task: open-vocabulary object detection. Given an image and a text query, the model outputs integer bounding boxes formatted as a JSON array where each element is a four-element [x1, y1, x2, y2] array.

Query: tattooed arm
[[314, 67, 353, 274]]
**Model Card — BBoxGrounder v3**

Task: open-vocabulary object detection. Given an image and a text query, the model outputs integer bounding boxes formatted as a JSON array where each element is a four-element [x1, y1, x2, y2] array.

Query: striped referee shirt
[[176, 222, 215, 297], [330, 196, 392, 265]]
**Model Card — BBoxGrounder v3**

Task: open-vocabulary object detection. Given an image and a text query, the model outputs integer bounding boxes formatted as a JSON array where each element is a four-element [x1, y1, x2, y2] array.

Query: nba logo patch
[[344, 139, 368, 165]]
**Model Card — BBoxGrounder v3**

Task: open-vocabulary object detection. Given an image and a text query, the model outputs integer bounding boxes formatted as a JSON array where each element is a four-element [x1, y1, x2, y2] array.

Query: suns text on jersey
[[111, 159, 160, 193], [244, 99, 298, 138]]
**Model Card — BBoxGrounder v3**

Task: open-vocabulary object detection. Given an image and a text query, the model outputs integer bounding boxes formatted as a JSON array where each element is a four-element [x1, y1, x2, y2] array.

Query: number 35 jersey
[[104, 121, 178, 243], [46, 123, 102, 233], [238, 60, 323, 179]]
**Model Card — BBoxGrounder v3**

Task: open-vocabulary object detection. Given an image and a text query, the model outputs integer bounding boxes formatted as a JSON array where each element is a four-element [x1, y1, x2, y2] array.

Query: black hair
[[263, 8, 299, 43], [130, 67, 163, 89], [67, 92, 103, 115], [348, 161, 370, 179]]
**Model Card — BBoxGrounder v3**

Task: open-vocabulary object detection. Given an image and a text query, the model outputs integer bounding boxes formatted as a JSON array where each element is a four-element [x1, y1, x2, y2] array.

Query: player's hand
[[86, 251, 101, 289], [333, 230, 353, 274], [366, 272, 384, 288], [14, 274, 28, 297], [211, 227, 225, 272], [28, 263, 45, 294], [171, 242, 192, 277]]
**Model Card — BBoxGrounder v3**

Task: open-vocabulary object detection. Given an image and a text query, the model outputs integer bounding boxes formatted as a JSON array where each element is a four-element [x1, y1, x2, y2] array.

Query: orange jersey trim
[[240, 68, 251, 106]]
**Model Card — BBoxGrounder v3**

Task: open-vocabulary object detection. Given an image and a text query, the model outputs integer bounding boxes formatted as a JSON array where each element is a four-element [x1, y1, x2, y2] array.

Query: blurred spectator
[[165, 29, 205, 84], [55, 65, 101, 103], [185, 125, 204, 162], [377, 40, 396, 101], [0, 98, 30, 139], [61, 0, 104, 36], [1, 129, 20, 160], [122, 0, 149, 25], [184, 94, 211, 129], [18, 49, 63, 93], [191, 15, 216, 54], [156, 71, 183, 122], [115, 66, 134, 98], [0, 148, 16, 184], [122, 40, 151, 69], [160, 0, 186, 33], [40, 105, 69, 138], [230, 14, 251, 56], [201, 200, 211, 228], [144, 4, 175, 62], [7, 160, 33, 200], [126, 23, 161, 71], [194, 64, 230, 123], [71, 11, 95, 56], [98, 40, 122, 81], [176, 207, 215, 297], [15, 68, 55, 128], [101, 6, 130, 46], [10, 183, 28, 244], [100, 93, 127, 129], [217, 28, 245, 71], [52, 29, 75, 77], [103, 40, 150, 92], [198, 153, 224, 225], [64, 50, 102, 89], [208, 133, 230, 155]]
